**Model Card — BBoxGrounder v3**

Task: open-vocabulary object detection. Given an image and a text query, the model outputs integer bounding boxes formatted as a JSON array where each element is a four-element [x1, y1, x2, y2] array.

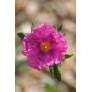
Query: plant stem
[[49, 64, 61, 81]]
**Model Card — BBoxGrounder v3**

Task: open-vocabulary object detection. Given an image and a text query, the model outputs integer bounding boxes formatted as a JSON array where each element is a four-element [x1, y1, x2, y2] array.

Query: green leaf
[[45, 83, 64, 92], [15, 60, 28, 74], [49, 65, 61, 81], [49, 67, 53, 74], [57, 25, 63, 32], [19, 63, 28, 73], [53, 65, 61, 81], [31, 22, 35, 29], [65, 54, 73, 59], [17, 32, 25, 39]]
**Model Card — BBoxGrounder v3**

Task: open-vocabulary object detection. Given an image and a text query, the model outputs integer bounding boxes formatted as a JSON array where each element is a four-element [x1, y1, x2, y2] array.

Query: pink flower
[[22, 24, 68, 70]]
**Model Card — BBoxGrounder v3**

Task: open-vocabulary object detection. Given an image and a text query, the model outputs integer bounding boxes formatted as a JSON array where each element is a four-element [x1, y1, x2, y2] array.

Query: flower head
[[22, 24, 68, 70]]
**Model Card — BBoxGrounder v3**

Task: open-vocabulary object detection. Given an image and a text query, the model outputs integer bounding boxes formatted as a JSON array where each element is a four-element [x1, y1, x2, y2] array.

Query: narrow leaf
[[17, 32, 25, 39], [65, 54, 73, 59], [57, 24, 63, 32], [31, 22, 35, 29], [45, 83, 64, 92], [49, 67, 53, 74]]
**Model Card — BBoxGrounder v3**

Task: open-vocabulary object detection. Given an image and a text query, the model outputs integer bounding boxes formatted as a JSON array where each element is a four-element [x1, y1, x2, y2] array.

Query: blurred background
[[15, 0, 76, 92]]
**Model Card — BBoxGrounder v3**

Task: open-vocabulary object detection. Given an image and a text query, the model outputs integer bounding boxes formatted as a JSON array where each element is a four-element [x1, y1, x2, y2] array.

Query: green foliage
[[49, 65, 61, 81], [45, 83, 64, 92], [32, 22, 34, 25], [15, 60, 28, 74], [18, 62, 28, 73], [65, 54, 73, 59], [31, 22, 36, 30], [17, 32, 25, 39], [15, 36, 21, 54], [53, 65, 61, 81], [57, 25, 63, 32]]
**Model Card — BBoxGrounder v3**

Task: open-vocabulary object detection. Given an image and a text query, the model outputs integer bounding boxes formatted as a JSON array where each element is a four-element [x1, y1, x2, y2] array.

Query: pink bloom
[[22, 24, 68, 70]]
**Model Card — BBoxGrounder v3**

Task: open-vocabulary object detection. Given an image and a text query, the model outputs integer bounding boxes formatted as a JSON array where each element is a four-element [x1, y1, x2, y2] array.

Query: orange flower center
[[40, 42, 51, 53]]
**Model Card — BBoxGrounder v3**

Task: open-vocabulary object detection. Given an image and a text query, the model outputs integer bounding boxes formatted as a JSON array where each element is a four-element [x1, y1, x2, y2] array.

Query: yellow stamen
[[40, 42, 51, 53]]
